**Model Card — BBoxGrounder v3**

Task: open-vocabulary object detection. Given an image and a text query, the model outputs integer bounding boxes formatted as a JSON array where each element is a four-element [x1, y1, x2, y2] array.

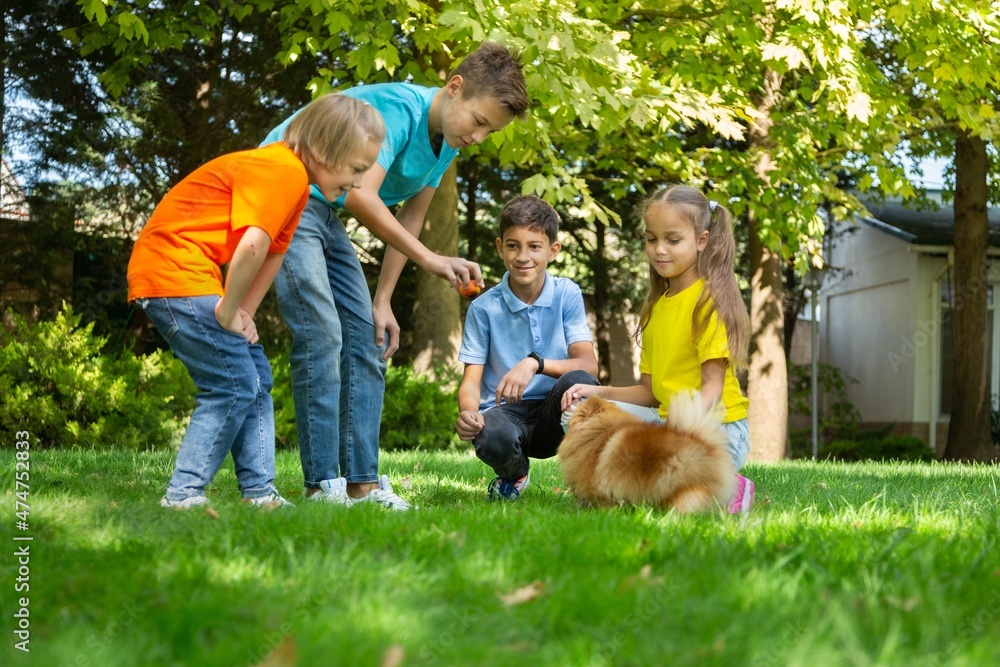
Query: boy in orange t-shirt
[[127, 94, 384, 509]]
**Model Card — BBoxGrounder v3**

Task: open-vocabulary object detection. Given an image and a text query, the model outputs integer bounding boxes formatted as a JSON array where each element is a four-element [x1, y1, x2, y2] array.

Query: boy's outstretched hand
[[456, 410, 484, 441], [426, 255, 484, 290]]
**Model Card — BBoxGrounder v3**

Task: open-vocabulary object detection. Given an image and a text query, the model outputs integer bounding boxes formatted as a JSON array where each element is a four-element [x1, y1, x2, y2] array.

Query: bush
[[269, 352, 461, 451], [788, 362, 863, 458], [992, 395, 1000, 446], [380, 362, 460, 451], [0, 305, 195, 449], [0, 306, 462, 453], [823, 435, 934, 463]]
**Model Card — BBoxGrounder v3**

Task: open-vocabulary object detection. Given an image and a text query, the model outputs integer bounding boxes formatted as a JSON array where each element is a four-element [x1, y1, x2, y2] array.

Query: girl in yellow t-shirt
[[561, 184, 754, 513]]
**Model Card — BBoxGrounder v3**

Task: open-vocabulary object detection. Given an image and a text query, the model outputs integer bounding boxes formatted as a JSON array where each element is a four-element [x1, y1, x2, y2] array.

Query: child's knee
[[555, 369, 599, 393]]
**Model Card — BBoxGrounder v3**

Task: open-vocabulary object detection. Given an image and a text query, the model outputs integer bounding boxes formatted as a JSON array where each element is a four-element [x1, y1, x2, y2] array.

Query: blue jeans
[[137, 296, 277, 501], [475, 370, 600, 480], [273, 199, 386, 487], [605, 401, 750, 471]]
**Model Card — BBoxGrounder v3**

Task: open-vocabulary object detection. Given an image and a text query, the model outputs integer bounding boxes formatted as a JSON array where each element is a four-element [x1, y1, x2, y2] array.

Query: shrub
[[269, 353, 461, 452], [269, 349, 297, 449], [0, 305, 195, 449], [787, 362, 863, 459], [991, 395, 1000, 446], [823, 435, 934, 463], [380, 362, 460, 451]]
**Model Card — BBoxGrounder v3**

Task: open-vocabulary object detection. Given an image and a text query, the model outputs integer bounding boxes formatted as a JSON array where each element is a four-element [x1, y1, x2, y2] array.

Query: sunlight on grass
[[1, 448, 999, 666]]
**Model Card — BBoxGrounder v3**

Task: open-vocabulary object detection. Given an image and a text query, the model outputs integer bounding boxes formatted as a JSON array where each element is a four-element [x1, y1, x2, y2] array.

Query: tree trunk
[[943, 131, 994, 461], [593, 219, 612, 384], [746, 65, 789, 461], [462, 161, 480, 263], [411, 161, 462, 376], [748, 226, 789, 460]]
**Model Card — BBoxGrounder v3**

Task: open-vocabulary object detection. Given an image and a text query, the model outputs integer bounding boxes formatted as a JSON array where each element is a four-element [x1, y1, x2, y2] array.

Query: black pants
[[473, 370, 600, 480]]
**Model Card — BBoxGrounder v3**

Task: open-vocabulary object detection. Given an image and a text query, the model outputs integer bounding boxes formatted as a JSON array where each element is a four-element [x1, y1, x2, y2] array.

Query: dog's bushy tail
[[663, 391, 728, 450]]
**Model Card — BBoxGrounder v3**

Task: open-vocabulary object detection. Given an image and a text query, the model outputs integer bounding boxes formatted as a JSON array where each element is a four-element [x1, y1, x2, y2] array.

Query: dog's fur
[[559, 393, 735, 513]]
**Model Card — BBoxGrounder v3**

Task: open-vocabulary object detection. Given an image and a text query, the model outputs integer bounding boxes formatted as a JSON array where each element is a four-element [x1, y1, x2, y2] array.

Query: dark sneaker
[[487, 473, 530, 502]]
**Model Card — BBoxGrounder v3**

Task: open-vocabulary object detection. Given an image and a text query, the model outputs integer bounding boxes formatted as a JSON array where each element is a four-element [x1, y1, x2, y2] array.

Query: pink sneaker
[[728, 474, 754, 514]]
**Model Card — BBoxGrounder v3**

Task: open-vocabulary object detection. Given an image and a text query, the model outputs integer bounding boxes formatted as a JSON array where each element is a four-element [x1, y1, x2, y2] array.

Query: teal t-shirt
[[262, 83, 459, 208]]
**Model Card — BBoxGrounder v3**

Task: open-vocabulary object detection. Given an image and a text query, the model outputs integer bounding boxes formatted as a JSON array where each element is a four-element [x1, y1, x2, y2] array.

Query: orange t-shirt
[[127, 142, 309, 300]]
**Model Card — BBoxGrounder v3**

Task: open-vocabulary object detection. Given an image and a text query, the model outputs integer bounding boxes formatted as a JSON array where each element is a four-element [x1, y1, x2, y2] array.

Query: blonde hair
[[634, 185, 750, 369], [283, 94, 385, 168]]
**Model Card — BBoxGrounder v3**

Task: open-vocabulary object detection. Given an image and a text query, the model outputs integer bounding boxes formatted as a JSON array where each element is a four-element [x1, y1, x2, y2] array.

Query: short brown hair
[[451, 42, 529, 119], [283, 94, 385, 169], [499, 195, 560, 243]]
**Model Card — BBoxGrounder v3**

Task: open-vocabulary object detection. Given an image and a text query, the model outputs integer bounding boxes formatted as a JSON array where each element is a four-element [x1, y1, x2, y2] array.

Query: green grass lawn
[[2, 448, 999, 667]]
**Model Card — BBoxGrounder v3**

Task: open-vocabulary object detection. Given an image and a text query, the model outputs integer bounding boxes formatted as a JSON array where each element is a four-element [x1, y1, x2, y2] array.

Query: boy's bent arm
[[373, 186, 438, 307], [456, 364, 485, 441], [241, 252, 285, 317], [367, 188, 437, 358], [345, 170, 437, 274], [534, 341, 599, 378], [217, 226, 274, 329]]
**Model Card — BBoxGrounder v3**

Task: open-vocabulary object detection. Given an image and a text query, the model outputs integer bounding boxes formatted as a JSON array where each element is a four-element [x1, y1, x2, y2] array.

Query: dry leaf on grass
[[252, 636, 296, 667], [204, 507, 220, 520], [498, 580, 545, 606], [621, 564, 665, 589], [381, 644, 405, 667]]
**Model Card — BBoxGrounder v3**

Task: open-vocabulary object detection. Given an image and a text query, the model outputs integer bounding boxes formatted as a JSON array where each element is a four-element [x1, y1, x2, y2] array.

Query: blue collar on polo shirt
[[499, 272, 554, 312]]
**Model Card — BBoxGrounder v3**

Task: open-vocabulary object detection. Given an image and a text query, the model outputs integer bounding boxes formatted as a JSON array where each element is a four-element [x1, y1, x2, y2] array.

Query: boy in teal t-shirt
[[264, 43, 529, 508]]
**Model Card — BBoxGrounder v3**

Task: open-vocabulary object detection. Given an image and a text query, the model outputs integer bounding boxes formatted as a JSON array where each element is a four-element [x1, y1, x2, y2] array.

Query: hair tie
[[708, 200, 718, 211]]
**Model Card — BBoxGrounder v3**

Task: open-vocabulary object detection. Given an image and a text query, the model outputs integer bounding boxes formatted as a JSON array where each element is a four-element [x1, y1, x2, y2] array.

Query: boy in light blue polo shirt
[[456, 195, 600, 501]]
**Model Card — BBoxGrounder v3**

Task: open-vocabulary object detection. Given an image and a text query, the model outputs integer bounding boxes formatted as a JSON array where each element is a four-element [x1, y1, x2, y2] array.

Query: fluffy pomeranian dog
[[559, 393, 735, 513]]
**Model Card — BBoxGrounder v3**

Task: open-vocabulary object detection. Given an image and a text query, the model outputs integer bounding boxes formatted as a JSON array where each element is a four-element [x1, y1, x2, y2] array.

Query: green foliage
[[268, 348, 297, 450], [824, 436, 935, 463], [380, 362, 461, 451], [788, 361, 862, 442], [5, 449, 1000, 665], [992, 394, 1000, 446], [0, 305, 195, 449], [270, 352, 461, 451]]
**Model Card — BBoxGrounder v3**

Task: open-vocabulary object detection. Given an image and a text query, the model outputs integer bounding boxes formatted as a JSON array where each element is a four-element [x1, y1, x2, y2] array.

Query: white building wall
[[825, 221, 920, 423]]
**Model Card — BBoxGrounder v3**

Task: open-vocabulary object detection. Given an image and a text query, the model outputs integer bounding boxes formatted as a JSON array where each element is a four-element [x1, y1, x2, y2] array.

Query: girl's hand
[[456, 410, 485, 441], [561, 383, 601, 411]]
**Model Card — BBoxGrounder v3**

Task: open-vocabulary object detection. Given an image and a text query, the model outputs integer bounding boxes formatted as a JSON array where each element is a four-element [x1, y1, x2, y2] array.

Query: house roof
[[858, 191, 1000, 246]]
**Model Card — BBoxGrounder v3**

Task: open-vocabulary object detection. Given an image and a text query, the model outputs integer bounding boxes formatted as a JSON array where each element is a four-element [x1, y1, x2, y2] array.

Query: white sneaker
[[353, 475, 412, 511], [307, 477, 352, 505], [245, 491, 294, 508], [160, 495, 208, 509]]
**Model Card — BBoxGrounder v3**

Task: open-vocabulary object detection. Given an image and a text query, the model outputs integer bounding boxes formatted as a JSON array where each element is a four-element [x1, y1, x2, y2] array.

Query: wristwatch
[[528, 351, 544, 375]]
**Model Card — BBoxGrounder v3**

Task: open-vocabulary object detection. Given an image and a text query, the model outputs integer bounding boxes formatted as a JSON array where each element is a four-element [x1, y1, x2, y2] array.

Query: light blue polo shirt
[[459, 273, 593, 412], [262, 83, 459, 208]]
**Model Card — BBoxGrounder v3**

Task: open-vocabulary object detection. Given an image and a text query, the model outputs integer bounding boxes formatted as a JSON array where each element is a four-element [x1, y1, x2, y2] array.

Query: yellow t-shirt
[[127, 142, 308, 301], [639, 279, 749, 423]]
